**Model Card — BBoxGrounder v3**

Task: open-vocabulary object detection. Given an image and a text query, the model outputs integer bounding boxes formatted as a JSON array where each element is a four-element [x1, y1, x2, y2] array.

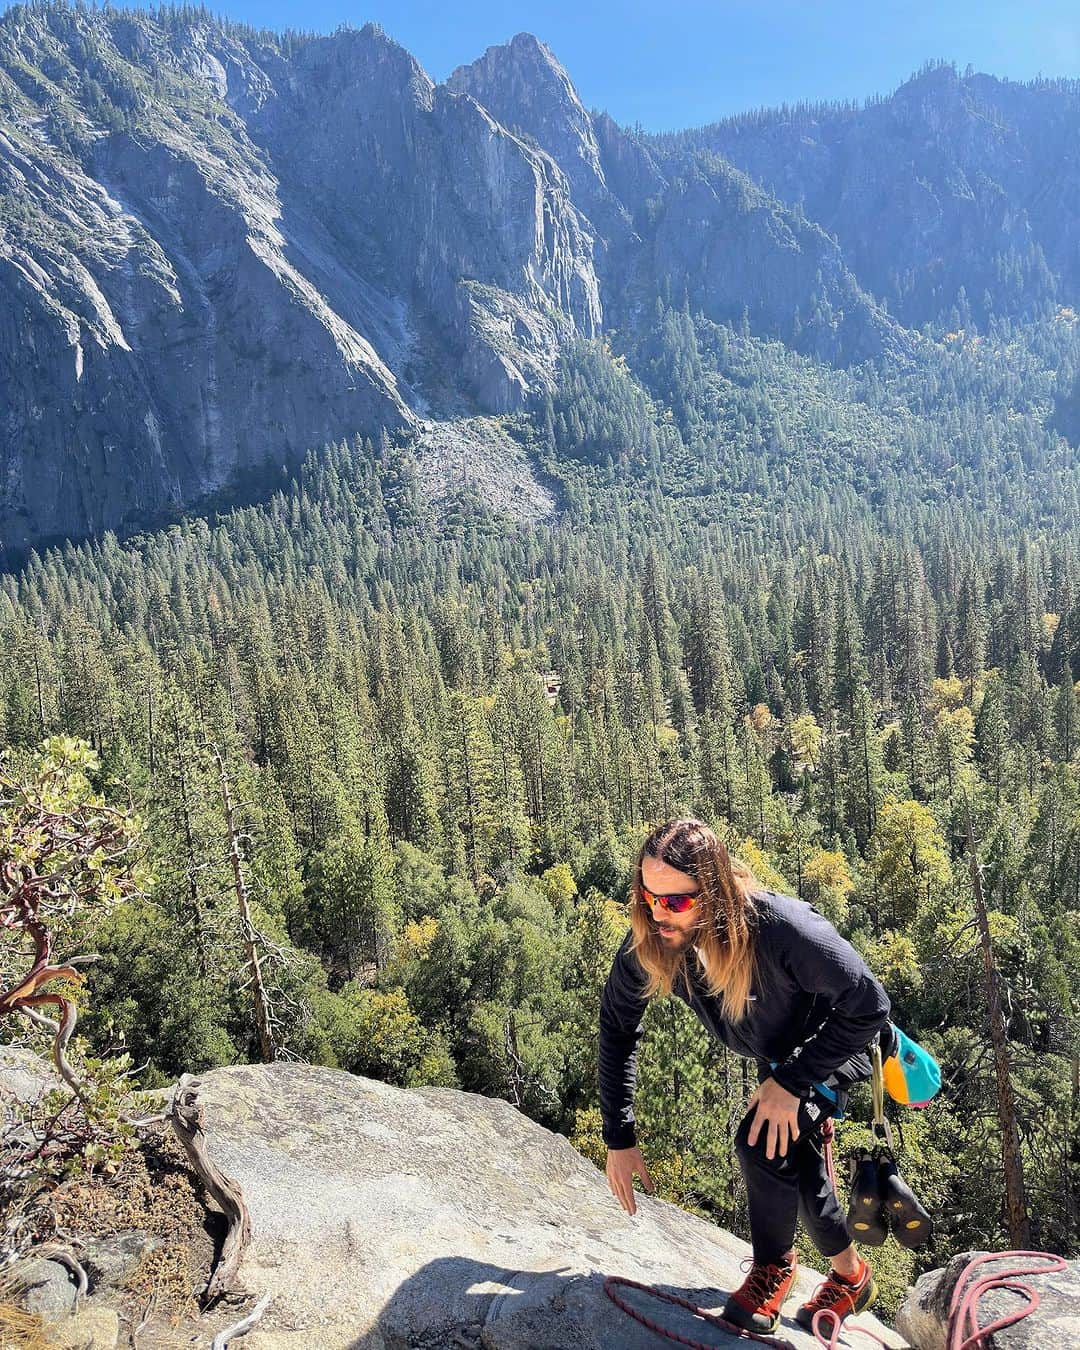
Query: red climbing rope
[[944, 1250, 1067, 1350], [603, 1244, 1068, 1349], [603, 1272, 899, 1348], [807, 1306, 899, 1348], [602, 1275, 801, 1350], [820, 1117, 838, 1196]]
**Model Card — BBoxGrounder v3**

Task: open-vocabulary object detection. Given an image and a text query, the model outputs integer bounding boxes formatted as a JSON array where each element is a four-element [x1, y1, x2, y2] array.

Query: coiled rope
[[944, 1250, 1067, 1350]]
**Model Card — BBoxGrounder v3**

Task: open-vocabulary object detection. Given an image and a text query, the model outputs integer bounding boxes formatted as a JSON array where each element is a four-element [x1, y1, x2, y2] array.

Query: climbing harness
[[763, 1058, 842, 1194]]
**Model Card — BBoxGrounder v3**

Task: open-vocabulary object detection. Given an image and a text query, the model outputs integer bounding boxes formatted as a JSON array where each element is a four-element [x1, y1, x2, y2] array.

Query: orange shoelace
[[737, 1257, 795, 1307], [804, 1262, 867, 1312]]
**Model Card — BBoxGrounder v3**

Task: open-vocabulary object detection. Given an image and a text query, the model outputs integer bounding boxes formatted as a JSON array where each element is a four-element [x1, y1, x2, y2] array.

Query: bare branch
[[169, 1076, 251, 1301], [211, 1291, 273, 1349]]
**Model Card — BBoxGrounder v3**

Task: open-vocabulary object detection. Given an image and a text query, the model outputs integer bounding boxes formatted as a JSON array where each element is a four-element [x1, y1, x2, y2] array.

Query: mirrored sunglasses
[[641, 883, 700, 914]]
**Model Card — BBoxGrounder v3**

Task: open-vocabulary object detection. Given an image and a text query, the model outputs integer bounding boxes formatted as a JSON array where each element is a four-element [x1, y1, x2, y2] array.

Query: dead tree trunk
[[170, 1076, 251, 1298], [962, 790, 1031, 1247], [211, 745, 275, 1064]]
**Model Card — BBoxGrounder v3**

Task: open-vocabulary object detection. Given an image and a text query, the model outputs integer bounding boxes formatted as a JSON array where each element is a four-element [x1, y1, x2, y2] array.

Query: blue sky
[[24, 0, 1080, 129]]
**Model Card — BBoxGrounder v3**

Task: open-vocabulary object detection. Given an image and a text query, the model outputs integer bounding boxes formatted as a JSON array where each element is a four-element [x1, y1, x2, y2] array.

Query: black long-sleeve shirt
[[598, 889, 892, 1149]]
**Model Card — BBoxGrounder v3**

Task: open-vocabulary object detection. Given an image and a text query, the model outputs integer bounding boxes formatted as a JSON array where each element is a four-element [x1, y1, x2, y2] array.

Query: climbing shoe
[[795, 1254, 877, 1332], [878, 1151, 933, 1249], [846, 1147, 888, 1245], [722, 1252, 798, 1333]]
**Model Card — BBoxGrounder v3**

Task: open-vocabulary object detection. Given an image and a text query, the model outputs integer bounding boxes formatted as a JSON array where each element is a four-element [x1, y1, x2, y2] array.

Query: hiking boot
[[846, 1147, 888, 1245], [721, 1252, 798, 1333], [878, 1153, 933, 1249], [794, 1253, 878, 1332]]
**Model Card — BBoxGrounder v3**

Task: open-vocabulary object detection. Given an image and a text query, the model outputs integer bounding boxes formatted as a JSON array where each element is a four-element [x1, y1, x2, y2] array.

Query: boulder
[[895, 1248, 1080, 1350], [8, 1256, 80, 1319], [179, 1062, 909, 1349], [0, 1045, 58, 1104]]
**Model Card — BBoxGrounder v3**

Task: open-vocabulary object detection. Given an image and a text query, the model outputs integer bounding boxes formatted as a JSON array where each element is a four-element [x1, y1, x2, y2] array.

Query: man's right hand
[[606, 1145, 656, 1215]]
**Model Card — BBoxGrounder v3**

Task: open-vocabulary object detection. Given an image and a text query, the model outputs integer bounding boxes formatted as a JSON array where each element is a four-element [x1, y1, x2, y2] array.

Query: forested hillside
[[654, 61, 1080, 331], [3, 317, 1079, 1308]]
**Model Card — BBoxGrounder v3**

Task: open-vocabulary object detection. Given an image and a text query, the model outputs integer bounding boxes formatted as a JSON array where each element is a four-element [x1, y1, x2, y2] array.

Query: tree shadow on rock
[[349, 1254, 764, 1348]]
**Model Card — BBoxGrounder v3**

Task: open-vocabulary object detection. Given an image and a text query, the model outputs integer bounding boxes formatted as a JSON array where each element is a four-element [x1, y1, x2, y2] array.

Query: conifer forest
[[3, 312, 1079, 1305]]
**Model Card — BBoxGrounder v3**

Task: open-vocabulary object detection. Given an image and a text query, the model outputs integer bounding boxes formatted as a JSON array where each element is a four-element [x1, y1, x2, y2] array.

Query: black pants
[[734, 1083, 852, 1265]]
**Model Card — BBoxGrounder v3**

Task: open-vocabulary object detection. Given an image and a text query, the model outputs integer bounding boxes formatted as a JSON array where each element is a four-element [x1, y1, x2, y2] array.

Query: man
[[599, 817, 891, 1334]]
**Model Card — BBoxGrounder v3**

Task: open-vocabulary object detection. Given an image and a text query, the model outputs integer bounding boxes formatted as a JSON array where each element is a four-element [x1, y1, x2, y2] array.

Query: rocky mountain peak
[[308, 20, 436, 108], [447, 31, 606, 197], [451, 30, 585, 109]]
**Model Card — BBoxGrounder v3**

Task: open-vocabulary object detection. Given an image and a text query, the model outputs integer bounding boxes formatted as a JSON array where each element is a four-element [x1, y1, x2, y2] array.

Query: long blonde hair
[[629, 817, 765, 1023]]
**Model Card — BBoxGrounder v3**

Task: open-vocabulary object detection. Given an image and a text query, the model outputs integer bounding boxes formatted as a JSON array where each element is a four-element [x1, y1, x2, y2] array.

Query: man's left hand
[[746, 1076, 803, 1159]]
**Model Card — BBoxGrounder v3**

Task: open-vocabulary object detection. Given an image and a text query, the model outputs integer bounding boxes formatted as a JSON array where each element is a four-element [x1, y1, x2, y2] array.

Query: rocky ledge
[[4, 1056, 1076, 1348]]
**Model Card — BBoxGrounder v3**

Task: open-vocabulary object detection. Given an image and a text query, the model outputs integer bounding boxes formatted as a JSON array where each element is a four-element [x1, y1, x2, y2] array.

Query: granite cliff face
[[447, 31, 636, 278], [3, 10, 1080, 555], [448, 33, 904, 356], [246, 28, 602, 409], [0, 8, 600, 555]]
